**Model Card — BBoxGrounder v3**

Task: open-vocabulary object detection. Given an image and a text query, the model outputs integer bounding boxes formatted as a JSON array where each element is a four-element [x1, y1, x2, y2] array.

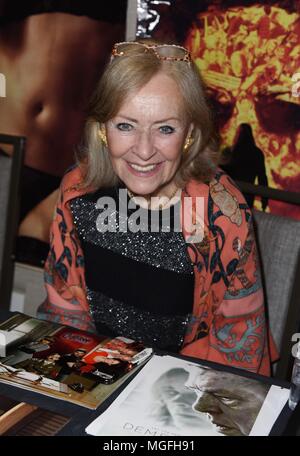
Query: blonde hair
[[77, 40, 220, 189]]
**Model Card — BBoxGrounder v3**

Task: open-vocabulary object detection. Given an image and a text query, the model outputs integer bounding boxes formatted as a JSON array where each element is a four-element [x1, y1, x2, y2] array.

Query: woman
[[38, 41, 276, 375]]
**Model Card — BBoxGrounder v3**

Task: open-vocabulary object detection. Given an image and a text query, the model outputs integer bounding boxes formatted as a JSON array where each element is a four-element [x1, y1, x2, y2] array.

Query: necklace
[[127, 186, 181, 210]]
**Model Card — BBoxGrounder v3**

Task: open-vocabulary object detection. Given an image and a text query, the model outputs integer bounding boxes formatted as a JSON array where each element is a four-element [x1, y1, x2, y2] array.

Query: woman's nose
[[134, 132, 156, 160]]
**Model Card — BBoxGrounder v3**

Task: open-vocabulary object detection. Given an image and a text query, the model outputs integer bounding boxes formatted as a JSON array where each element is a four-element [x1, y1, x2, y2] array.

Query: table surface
[[0, 310, 299, 436]]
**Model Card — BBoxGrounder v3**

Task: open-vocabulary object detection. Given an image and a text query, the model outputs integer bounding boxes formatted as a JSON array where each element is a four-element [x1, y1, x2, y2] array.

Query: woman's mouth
[[127, 161, 163, 177]]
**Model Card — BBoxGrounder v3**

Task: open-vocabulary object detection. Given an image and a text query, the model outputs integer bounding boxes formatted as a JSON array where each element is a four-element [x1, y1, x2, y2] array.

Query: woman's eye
[[159, 125, 175, 135], [116, 123, 133, 132]]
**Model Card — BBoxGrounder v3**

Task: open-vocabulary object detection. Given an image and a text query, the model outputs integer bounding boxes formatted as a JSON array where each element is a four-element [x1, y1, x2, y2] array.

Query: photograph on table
[[0, 313, 151, 408], [86, 354, 290, 436]]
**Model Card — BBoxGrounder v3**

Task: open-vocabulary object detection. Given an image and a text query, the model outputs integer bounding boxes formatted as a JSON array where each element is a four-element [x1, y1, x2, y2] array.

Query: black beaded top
[[69, 187, 194, 352]]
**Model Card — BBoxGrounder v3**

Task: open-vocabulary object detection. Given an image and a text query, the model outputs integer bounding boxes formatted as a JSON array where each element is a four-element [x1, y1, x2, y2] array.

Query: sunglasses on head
[[111, 41, 191, 63]]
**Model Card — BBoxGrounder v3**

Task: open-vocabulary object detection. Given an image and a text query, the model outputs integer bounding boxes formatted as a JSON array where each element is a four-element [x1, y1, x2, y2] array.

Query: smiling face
[[185, 366, 269, 436], [105, 72, 193, 198]]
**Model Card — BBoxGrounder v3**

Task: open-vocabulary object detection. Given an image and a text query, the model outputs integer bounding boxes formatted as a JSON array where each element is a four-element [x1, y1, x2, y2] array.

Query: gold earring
[[184, 136, 194, 151], [99, 127, 108, 147]]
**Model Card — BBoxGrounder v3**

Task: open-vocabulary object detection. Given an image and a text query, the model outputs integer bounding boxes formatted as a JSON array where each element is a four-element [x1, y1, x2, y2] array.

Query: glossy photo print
[[137, 0, 300, 219], [86, 355, 290, 436], [0, 313, 151, 408]]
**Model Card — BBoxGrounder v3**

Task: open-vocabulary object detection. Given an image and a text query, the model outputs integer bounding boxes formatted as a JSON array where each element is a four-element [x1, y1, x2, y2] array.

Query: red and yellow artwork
[[185, 4, 300, 218], [146, 1, 300, 218]]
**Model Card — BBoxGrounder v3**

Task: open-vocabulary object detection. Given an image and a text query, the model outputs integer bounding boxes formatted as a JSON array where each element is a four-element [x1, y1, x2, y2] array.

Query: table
[[0, 310, 299, 436]]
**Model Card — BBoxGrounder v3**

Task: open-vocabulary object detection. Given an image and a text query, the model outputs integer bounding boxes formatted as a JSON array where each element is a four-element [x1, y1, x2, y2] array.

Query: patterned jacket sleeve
[[181, 173, 275, 375], [207, 218, 271, 374], [37, 176, 96, 333]]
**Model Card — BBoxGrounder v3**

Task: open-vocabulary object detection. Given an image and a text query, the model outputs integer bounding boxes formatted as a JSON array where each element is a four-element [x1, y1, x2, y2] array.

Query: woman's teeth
[[130, 163, 158, 172]]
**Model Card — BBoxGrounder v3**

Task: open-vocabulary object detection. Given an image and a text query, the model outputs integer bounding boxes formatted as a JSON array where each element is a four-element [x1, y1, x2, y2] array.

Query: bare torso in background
[[0, 12, 123, 175], [0, 13, 123, 244]]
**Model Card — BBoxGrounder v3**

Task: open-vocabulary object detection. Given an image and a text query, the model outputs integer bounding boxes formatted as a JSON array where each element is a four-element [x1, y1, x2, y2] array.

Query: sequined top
[[38, 165, 277, 376], [69, 187, 194, 352]]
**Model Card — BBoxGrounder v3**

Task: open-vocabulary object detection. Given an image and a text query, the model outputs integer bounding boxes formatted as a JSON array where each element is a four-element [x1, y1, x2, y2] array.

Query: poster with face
[[136, 0, 300, 219], [85, 355, 290, 436], [0, 1, 127, 266]]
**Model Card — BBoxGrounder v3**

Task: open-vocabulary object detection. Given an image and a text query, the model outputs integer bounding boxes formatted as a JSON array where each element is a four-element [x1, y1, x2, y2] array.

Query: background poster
[[136, 0, 300, 219], [0, 0, 127, 266]]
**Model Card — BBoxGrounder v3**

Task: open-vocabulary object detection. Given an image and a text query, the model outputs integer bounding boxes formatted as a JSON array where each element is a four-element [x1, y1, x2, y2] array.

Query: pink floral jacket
[[38, 165, 277, 375]]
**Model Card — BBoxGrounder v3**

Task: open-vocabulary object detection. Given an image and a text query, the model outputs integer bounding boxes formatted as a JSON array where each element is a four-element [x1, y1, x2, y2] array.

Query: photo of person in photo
[[184, 365, 270, 436], [105, 363, 269, 436], [21, 352, 62, 379], [149, 367, 215, 434], [85, 354, 122, 366], [83, 347, 133, 364], [79, 347, 132, 384], [90, 359, 131, 380], [3, 336, 55, 366], [0, 315, 142, 406], [58, 348, 87, 377], [84, 355, 279, 437], [104, 337, 143, 357]]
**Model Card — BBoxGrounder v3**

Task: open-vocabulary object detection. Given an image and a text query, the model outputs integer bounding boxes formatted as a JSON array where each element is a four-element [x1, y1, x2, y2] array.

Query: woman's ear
[[187, 123, 194, 138], [183, 123, 195, 152]]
